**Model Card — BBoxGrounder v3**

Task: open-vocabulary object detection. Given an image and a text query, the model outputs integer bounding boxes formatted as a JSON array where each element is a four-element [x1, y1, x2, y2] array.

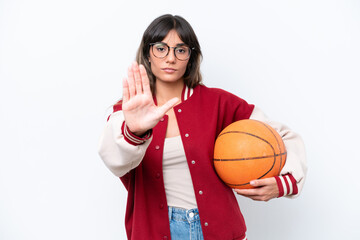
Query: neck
[[155, 80, 184, 105]]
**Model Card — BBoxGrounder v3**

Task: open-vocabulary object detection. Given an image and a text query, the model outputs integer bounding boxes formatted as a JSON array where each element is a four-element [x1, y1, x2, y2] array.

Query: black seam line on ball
[[213, 152, 287, 162]]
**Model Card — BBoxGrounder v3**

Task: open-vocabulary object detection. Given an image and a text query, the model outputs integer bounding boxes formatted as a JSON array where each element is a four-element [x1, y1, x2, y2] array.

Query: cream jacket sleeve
[[250, 106, 307, 198], [98, 111, 152, 177]]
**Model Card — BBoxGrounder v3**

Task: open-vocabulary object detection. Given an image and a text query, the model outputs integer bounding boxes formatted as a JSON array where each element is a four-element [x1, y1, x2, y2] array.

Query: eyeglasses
[[149, 42, 194, 61]]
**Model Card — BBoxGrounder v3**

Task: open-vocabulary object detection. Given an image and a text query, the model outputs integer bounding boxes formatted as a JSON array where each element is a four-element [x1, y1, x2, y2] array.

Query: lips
[[162, 68, 176, 73]]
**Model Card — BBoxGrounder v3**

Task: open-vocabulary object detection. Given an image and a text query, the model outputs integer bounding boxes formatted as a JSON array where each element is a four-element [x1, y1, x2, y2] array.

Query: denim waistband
[[168, 206, 200, 223]]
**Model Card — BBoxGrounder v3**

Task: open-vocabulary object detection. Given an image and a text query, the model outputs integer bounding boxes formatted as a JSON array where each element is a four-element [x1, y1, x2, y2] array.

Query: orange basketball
[[214, 119, 287, 189]]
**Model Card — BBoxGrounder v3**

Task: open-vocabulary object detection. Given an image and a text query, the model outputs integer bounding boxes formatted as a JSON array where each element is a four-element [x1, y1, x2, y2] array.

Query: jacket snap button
[[178, 109, 182, 113], [156, 173, 160, 178], [163, 236, 168, 240], [160, 118, 164, 122], [204, 222, 208, 227], [191, 160, 195, 164], [199, 190, 203, 195], [159, 204, 164, 209], [185, 133, 189, 137], [155, 145, 160, 150]]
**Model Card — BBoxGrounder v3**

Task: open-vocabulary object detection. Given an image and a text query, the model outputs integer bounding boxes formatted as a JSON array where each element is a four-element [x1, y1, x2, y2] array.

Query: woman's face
[[149, 29, 190, 85]]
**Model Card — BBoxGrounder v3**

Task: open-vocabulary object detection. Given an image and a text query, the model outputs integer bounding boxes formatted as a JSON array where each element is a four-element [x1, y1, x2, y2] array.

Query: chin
[[157, 75, 184, 83]]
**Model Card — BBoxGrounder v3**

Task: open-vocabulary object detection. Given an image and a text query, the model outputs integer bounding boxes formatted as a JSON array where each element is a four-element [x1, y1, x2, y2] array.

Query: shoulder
[[196, 85, 248, 102], [105, 100, 122, 121], [113, 100, 123, 112], [194, 85, 255, 121]]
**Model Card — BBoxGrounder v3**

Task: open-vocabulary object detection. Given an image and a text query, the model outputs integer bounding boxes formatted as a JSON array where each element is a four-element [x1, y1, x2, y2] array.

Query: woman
[[98, 14, 306, 240]]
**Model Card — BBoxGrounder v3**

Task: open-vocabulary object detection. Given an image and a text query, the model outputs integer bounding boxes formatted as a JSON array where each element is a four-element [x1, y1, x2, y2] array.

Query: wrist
[[122, 122, 152, 146], [132, 130, 148, 137], [275, 174, 298, 197], [126, 124, 149, 137]]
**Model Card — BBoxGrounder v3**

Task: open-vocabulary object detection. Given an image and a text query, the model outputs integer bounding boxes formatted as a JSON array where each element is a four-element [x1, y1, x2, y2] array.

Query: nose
[[165, 48, 176, 63]]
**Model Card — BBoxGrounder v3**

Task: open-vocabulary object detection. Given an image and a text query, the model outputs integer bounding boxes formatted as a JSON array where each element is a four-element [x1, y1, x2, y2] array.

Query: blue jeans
[[168, 206, 204, 240]]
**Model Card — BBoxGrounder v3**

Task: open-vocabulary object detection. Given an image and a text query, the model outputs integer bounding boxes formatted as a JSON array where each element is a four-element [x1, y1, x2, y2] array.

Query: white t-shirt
[[163, 136, 197, 210]]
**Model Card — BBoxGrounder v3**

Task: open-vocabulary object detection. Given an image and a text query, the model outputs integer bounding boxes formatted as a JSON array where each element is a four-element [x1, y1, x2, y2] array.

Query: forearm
[[98, 111, 152, 177], [250, 106, 307, 198]]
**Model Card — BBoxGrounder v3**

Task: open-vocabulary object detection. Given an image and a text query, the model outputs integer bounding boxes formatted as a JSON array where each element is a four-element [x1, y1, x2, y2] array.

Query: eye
[[176, 47, 188, 55], [154, 43, 167, 52], [156, 47, 165, 52]]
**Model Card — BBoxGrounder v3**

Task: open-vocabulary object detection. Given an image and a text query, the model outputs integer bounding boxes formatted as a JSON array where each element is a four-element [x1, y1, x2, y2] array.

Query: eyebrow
[[159, 42, 187, 47]]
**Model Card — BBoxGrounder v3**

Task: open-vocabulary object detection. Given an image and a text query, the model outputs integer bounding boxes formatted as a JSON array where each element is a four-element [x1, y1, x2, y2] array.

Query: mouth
[[161, 68, 176, 73]]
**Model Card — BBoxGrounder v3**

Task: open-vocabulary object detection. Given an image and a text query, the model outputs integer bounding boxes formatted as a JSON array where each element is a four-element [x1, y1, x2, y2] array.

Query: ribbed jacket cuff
[[275, 174, 298, 197], [121, 121, 152, 146]]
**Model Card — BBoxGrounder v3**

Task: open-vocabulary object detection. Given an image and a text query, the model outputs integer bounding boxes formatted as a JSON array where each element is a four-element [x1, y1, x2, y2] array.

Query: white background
[[1, 0, 360, 239]]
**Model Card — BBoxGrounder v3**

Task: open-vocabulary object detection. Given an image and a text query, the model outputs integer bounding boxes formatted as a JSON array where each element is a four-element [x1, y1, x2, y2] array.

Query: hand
[[234, 177, 279, 202], [122, 62, 179, 136]]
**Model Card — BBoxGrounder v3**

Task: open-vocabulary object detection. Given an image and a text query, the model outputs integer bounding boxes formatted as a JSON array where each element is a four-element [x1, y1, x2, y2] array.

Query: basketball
[[213, 119, 287, 189]]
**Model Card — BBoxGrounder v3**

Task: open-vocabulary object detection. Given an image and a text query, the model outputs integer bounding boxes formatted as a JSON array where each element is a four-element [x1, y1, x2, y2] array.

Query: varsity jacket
[[98, 84, 307, 240]]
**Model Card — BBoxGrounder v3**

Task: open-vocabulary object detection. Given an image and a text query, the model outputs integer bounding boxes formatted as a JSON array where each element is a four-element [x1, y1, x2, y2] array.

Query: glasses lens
[[175, 46, 191, 60], [152, 43, 168, 58], [151, 43, 192, 60]]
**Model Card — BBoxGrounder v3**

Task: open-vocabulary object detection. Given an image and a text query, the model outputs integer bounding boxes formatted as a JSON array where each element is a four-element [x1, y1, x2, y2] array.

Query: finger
[[249, 180, 263, 187], [139, 64, 151, 95], [250, 177, 276, 187], [234, 189, 267, 201], [248, 196, 268, 202], [132, 62, 143, 95], [158, 97, 180, 116], [234, 188, 258, 196], [122, 77, 129, 103], [127, 65, 136, 98], [234, 189, 259, 200]]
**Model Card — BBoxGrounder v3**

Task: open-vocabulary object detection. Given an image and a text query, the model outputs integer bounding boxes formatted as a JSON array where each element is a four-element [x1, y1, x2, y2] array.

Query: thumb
[[250, 179, 264, 187], [158, 97, 180, 116], [250, 177, 276, 187]]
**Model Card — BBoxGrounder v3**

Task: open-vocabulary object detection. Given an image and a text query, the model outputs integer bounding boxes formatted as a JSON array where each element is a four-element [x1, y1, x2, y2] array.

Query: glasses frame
[[149, 42, 195, 61]]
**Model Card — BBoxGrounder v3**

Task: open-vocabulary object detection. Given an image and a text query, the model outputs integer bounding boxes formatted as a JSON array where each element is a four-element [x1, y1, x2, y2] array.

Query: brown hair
[[136, 14, 203, 94]]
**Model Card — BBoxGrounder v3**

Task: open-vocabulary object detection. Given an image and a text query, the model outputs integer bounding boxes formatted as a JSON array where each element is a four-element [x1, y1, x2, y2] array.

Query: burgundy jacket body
[[115, 85, 255, 240]]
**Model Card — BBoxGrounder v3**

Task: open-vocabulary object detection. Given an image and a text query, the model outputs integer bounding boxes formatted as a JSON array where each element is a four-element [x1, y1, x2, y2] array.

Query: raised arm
[[98, 62, 179, 177], [122, 62, 179, 136]]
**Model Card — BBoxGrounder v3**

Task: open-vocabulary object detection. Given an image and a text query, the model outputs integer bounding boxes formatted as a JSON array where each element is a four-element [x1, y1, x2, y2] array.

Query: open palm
[[122, 62, 179, 136]]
